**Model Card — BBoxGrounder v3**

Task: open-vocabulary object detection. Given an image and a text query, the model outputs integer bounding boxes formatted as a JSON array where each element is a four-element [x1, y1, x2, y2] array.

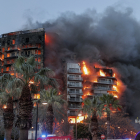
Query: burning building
[[0, 28, 45, 76]]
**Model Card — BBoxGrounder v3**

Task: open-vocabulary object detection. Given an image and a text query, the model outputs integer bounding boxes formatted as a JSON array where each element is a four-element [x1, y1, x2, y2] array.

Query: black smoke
[[23, 7, 140, 129]]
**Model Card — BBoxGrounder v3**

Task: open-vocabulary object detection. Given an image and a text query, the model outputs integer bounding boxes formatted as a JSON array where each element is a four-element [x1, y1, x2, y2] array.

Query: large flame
[[100, 70, 105, 76], [83, 61, 89, 75]]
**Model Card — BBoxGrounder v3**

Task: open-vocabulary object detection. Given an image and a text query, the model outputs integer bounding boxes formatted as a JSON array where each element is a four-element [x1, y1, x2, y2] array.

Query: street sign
[[101, 134, 105, 139]]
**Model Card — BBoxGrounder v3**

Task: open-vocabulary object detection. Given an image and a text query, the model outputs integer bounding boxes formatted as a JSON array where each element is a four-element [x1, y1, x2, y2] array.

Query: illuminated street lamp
[[135, 117, 140, 124], [76, 113, 82, 140], [34, 94, 47, 140]]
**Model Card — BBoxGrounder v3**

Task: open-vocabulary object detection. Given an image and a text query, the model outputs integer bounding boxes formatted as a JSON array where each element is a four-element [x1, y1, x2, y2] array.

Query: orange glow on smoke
[[83, 61, 89, 75], [100, 70, 105, 76], [45, 34, 50, 45]]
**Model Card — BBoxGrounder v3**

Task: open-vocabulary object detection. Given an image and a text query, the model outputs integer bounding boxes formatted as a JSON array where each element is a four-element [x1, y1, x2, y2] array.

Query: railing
[[68, 69, 82, 74], [68, 112, 77, 116], [68, 98, 83, 102], [68, 105, 82, 109], [97, 80, 117, 85], [68, 77, 83, 81], [68, 91, 83, 95], [68, 84, 83, 88], [94, 87, 115, 91]]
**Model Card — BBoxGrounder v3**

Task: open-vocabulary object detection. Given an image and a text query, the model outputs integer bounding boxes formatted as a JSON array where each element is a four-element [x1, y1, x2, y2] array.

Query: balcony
[[68, 77, 83, 81], [68, 98, 83, 102], [5, 56, 18, 59], [68, 112, 77, 116], [5, 47, 19, 52], [68, 84, 83, 88], [68, 69, 82, 74], [96, 81, 117, 85], [93, 87, 116, 91], [68, 104, 82, 109], [68, 91, 83, 95], [22, 46, 38, 50], [4, 63, 12, 66]]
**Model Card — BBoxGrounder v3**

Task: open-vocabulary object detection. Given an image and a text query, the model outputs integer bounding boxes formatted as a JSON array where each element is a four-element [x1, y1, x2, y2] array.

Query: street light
[[76, 113, 82, 140], [34, 94, 47, 140]]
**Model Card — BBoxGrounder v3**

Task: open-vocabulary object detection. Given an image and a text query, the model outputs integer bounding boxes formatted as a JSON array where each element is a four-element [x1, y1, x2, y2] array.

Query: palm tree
[[40, 88, 66, 134], [99, 94, 122, 139], [0, 73, 23, 140], [13, 56, 58, 140], [82, 96, 102, 140]]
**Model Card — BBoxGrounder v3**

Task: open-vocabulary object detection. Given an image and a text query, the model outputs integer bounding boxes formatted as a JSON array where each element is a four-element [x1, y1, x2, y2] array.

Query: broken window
[[12, 40, 15, 45], [7, 53, 10, 57], [26, 38, 29, 43], [7, 40, 10, 45], [2, 48, 5, 53], [6, 67, 9, 71]]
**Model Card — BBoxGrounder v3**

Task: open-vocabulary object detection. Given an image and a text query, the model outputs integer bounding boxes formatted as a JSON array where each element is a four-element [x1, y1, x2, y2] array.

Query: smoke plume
[[23, 7, 140, 129]]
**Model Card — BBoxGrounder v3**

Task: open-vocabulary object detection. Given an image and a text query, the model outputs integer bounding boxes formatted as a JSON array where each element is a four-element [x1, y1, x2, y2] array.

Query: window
[[11, 52, 15, 56], [2, 54, 4, 59], [38, 50, 41, 55], [6, 67, 9, 71], [7, 47, 10, 50], [12, 40, 15, 45], [7, 60, 10, 64], [1, 68, 3, 73], [7, 53, 10, 57], [2, 48, 5, 53], [26, 38, 29, 43], [38, 58, 41, 62]]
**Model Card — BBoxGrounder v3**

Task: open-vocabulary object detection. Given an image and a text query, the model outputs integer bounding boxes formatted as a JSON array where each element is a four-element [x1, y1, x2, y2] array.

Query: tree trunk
[[19, 130, 28, 140], [90, 111, 98, 140], [4, 129, 12, 140], [46, 104, 54, 134], [107, 112, 111, 139], [15, 85, 33, 140], [3, 97, 14, 140]]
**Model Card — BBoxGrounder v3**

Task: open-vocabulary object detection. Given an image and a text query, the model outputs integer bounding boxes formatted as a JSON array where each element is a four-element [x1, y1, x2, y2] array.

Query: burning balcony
[[5, 46, 20, 52], [68, 76, 83, 81]]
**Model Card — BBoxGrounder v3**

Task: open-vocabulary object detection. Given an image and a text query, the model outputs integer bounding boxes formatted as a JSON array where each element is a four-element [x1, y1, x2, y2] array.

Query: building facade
[[65, 63, 83, 123], [0, 28, 45, 76]]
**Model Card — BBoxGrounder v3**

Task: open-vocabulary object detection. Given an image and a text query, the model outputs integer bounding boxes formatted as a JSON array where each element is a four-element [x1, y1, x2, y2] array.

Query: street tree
[[13, 56, 58, 140], [39, 88, 66, 134], [99, 94, 122, 139], [82, 96, 102, 140]]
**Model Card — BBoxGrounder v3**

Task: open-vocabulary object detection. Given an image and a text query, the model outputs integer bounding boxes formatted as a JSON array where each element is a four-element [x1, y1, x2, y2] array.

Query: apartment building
[[0, 28, 45, 76], [92, 67, 117, 96], [65, 63, 83, 123]]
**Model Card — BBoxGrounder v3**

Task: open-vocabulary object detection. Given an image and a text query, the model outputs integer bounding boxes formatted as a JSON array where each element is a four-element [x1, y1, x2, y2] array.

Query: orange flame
[[113, 73, 115, 77], [113, 85, 117, 91], [3, 105, 7, 109], [83, 62, 89, 75], [100, 70, 105, 76]]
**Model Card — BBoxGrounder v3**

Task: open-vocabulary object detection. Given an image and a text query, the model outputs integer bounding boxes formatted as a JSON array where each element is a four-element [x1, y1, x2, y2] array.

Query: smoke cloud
[[23, 7, 140, 129]]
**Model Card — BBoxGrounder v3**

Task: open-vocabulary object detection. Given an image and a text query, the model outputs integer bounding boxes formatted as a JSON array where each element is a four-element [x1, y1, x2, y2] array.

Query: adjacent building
[[0, 28, 45, 76]]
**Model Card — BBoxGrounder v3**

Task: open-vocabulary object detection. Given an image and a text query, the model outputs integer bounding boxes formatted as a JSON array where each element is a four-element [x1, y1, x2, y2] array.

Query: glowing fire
[[113, 73, 115, 77], [100, 70, 105, 76], [114, 95, 118, 98], [83, 62, 89, 75], [3, 105, 7, 109], [113, 85, 117, 91]]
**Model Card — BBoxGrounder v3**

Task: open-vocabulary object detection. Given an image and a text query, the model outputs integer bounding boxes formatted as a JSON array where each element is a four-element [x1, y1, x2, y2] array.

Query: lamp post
[[34, 93, 47, 140], [135, 117, 140, 124], [76, 113, 82, 140]]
